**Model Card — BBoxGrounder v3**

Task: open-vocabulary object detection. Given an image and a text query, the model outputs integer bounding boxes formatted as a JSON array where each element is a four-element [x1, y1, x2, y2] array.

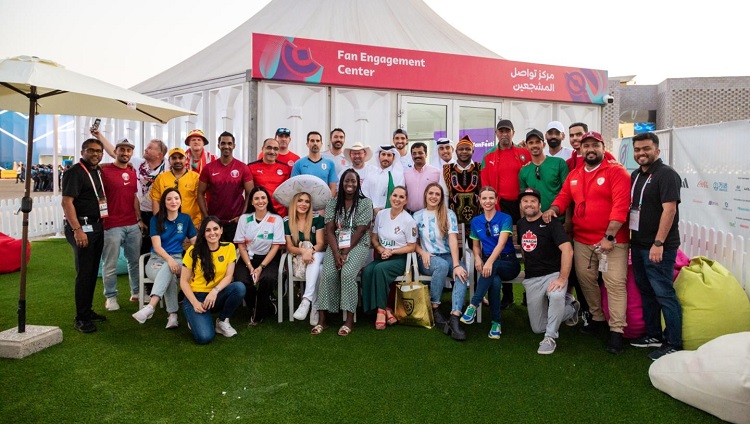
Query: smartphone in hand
[[91, 118, 101, 132]]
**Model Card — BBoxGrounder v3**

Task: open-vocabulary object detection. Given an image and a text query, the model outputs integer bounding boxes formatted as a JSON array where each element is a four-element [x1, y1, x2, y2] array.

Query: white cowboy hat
[[273, 175, 332, 210], [343, 142, 373, 163]]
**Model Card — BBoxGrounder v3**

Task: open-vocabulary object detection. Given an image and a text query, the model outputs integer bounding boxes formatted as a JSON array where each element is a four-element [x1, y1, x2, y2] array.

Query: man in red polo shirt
[[543, 131, 631, 354], [197, 131, 253, 242], [481, 119, 531, 221], [100, 139, 146, 311], [248, 138, 292, 217], [480, 119, 530, 308]]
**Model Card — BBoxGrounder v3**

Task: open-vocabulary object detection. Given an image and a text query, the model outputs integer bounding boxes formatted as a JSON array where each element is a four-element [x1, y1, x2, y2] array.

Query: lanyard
[[337, 206, 357, 230], [630, 173, 652, 210], [80, 160, 106, 199]]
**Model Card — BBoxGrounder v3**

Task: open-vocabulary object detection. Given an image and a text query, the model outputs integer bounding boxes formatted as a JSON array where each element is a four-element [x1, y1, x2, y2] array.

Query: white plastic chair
[[137, 253, 164, 309]]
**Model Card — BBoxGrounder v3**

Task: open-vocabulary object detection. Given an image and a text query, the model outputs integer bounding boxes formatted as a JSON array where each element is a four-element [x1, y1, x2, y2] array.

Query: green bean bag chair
[[674, 256, 750, 350]]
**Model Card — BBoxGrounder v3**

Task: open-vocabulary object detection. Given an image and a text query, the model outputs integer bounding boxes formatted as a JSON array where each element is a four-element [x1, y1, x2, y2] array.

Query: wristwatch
[[603, 234, 615, 242], [653, 240, 664, 247]]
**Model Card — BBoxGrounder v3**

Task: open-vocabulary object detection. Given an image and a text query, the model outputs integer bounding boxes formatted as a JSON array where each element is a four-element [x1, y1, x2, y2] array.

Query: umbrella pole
[[17, 87, 38, 333]]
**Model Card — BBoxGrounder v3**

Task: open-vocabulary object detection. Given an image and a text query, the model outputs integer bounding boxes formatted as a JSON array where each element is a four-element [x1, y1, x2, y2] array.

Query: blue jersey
[[469, 211, 514, 256], [149, 213, 196, 255], [291, 156, 338, 185]]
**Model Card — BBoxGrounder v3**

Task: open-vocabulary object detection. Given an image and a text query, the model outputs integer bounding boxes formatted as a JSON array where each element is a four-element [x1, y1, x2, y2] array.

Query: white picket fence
[[679, 220, 748, 288], [0, 195, 64, 239]]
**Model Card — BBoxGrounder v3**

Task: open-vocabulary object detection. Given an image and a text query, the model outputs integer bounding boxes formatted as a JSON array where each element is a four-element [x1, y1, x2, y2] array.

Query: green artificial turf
[[0, 239, 719, 423]]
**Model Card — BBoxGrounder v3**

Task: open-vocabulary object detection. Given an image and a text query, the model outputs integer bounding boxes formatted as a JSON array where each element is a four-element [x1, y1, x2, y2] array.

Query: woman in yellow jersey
[[180, 216, 246, 344]]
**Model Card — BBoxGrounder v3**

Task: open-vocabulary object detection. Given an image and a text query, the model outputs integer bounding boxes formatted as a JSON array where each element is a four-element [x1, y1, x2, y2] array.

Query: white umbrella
[[0, 56, 194, 122], [273, 175, 332, 211], [0, 55, 196, 333]]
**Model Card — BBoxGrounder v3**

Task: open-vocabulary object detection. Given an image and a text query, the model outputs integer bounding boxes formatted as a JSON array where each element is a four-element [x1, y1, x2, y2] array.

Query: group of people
[[20, 162, 67, 191], [62, 120, 683, 361]]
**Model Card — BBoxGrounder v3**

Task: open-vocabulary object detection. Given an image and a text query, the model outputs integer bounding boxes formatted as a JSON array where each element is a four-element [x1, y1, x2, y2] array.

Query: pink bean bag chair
[[600, 250, 688, 339], [0, 232, 31, 274]]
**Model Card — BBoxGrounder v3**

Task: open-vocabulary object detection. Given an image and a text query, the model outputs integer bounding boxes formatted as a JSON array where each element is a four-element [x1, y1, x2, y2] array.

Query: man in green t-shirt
[[518, 129, 569, 213]]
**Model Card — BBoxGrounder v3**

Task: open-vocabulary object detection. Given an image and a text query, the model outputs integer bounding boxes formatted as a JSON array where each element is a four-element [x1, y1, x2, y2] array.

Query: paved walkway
[[0, 179, 60, 202]]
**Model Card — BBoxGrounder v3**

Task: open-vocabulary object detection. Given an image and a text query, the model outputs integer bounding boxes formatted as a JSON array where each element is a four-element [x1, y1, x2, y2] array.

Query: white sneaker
[[293, 299, 311, 321], [538, 336, 557, 355], [215, 318, 237, 337], [131, 304, 154, 324], [309, 306, 319, 326], [105, 297, 120, 311], [129, 292, 139, 303], [165, 313, 179, 329]]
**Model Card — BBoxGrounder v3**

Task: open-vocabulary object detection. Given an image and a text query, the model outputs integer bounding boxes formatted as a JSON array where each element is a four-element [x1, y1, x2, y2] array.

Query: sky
[[0, 0, 746, 89]]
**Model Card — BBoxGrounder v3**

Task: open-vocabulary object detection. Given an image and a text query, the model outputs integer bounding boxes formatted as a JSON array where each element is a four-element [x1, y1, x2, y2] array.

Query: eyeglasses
[[85, 148, 103, 154], [276, 128, 290, 135], [535, 165, 541, 180]]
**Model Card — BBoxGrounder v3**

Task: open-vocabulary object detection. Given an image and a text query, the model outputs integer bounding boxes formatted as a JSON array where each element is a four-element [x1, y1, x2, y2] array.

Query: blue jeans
[[417, 252, 468, 312], [145, 253, 182, 313], [181, 282, 246, 345], [470, 253, 521, 323], [631, 248, 682, 347], [417, 252, 452, 304], [102, 224, 142, 298]]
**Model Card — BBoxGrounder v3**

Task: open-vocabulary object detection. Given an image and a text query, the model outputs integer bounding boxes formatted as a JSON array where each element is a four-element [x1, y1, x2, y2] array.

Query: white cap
[[546, 121, 565, 133]]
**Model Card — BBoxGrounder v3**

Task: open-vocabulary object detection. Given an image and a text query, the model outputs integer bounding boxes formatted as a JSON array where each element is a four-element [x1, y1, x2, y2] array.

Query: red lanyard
[[80, 160, 106, 199]]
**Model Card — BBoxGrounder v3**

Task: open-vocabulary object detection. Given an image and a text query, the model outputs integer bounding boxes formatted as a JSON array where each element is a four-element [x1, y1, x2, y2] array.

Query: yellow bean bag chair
[[674, 257, 750, 350]]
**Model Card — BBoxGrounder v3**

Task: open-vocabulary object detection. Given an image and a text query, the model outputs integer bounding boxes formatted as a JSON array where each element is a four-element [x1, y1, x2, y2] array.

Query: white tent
[[133, 0, 501, 94], [123, 0, 601, 163]]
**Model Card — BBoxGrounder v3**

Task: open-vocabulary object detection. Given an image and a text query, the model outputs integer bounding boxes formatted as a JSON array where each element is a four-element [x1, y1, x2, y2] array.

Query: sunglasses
[[485, 221, 492, 237], [535, 165, 541, 180], [276, 128, 290, 135]]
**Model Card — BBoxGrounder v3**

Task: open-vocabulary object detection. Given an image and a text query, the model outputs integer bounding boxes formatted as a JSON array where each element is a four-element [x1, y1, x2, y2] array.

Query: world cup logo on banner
[[258, 37, 323, 83]]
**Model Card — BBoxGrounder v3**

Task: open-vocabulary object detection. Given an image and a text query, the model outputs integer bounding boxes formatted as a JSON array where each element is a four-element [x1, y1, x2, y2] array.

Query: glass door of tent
[[454, 100, 501, 163], [399, 97, 451, 163], [400, 96, 501, 164]]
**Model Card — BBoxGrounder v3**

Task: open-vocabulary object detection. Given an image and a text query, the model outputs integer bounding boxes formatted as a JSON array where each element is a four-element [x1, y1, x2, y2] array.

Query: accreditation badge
[[98, 197, 109, 219], [338, 229, 352, 248], [629, 209, 640, 232]]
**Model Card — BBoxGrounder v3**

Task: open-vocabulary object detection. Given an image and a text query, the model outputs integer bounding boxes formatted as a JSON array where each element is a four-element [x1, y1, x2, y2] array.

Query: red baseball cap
[[581, 131, 604, 144]]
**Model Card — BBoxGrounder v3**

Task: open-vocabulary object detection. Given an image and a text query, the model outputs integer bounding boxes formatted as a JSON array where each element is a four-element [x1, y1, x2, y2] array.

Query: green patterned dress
[[316, 197, 373, 313]]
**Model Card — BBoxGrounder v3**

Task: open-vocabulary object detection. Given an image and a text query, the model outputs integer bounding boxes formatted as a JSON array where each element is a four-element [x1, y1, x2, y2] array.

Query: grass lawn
[[0, 239, 719, 423]]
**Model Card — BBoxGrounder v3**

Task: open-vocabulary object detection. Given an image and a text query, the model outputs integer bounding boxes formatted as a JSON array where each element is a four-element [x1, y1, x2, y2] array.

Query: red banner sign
[[252, 33, 608, 104]]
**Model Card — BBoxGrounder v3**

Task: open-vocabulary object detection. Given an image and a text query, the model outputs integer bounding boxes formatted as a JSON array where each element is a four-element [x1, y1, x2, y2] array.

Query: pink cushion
[[601, 258, 646, 339], [674, 249, 689, 281]]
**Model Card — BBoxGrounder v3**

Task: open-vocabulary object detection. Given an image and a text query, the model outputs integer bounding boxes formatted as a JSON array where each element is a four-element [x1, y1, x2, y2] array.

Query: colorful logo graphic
[[258, 37, 323, 83], [521, 230, 537, 252], [565, 68, 607, 103]]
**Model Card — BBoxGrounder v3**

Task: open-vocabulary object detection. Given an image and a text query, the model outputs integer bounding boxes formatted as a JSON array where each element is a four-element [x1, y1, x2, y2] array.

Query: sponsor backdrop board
[[671, 121, 750, 240]]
